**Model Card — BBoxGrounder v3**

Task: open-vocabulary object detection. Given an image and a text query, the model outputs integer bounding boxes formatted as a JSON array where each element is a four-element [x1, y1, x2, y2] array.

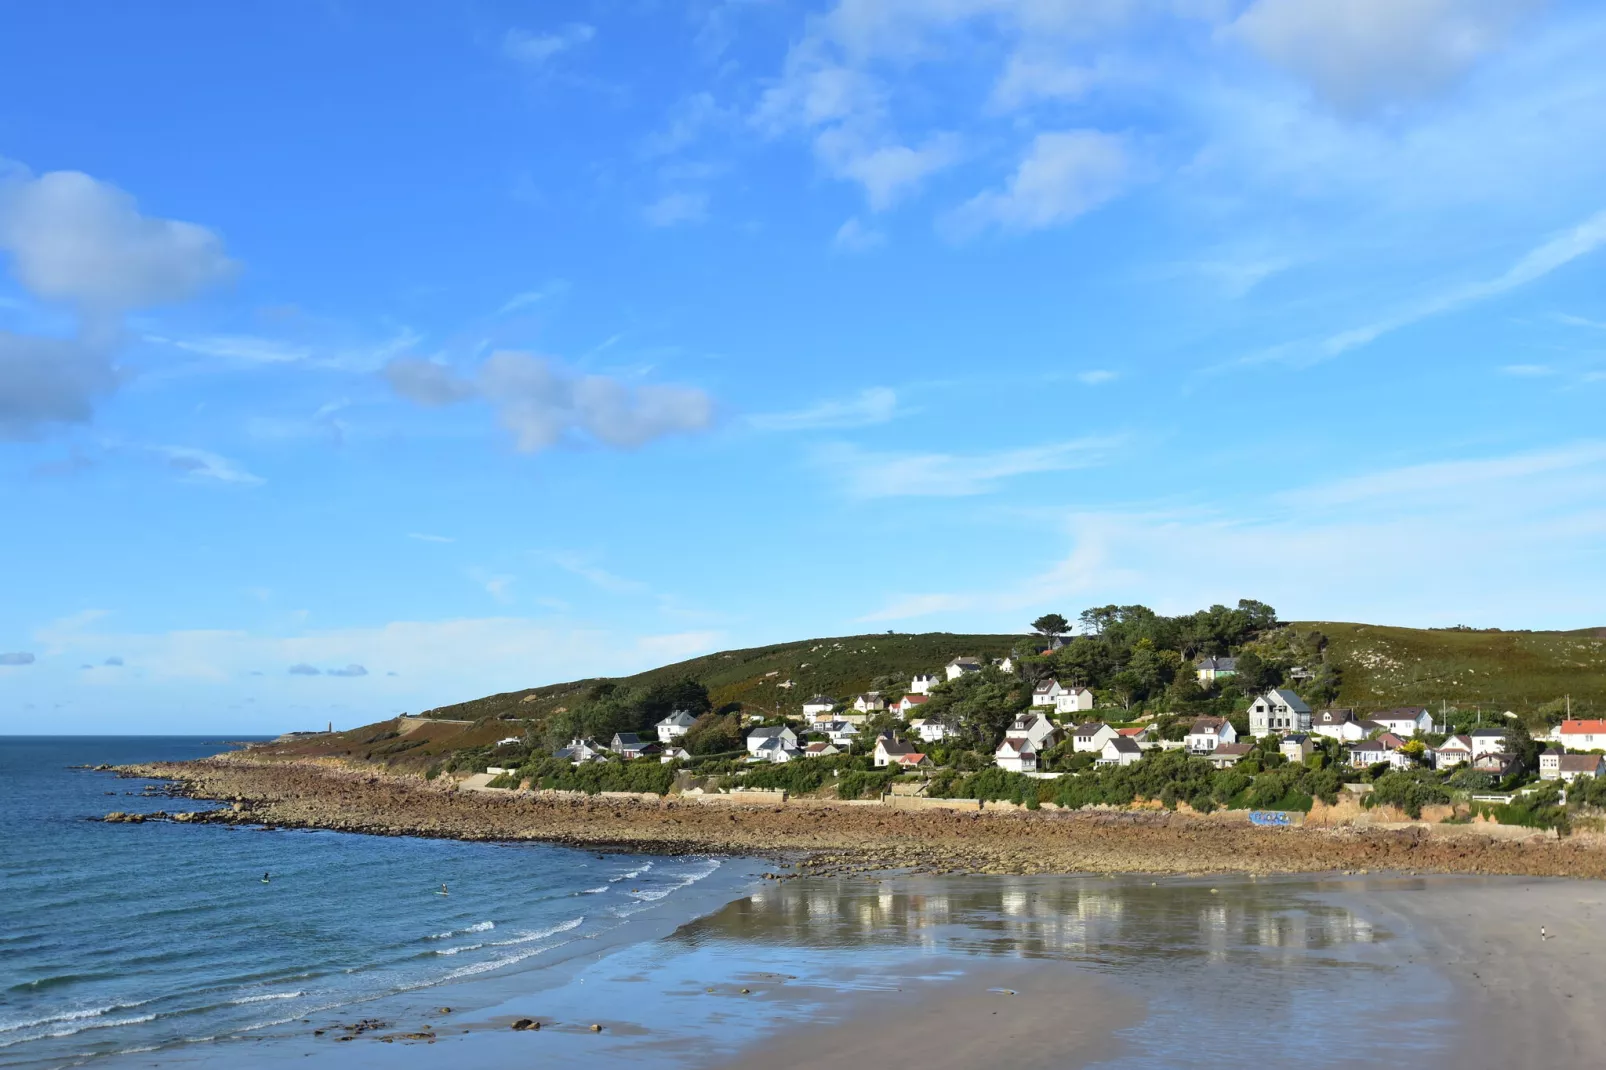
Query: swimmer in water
[[439, 883, 449, 896], [261, 872, 270, 883]]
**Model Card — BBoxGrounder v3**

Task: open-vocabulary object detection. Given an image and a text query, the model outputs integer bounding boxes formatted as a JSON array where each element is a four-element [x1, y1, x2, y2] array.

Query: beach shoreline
[[114, 755, 1606, 880]]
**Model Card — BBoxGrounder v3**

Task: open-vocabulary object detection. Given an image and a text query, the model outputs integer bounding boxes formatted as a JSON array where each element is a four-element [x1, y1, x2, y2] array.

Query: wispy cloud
[[408, 533, 454, 544], [547, 552, 645, 594], [1317, 209, 1606, 360], [158, 447, 263, 486], [821, 437, 1115, 498], [1077, 370, 1118, 385], [1500, 364, 1555, 376], [643, 192, 708, 228], [496, 280, 569, 316], [832, 217, 885, 253], [502, 24, 595, 66], [750, 387, 898, 431]]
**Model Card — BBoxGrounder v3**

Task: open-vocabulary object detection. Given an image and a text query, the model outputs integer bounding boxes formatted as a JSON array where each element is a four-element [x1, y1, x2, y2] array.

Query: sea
[[0, 737, 752, 1069], [2, 737, 1477, 1069]]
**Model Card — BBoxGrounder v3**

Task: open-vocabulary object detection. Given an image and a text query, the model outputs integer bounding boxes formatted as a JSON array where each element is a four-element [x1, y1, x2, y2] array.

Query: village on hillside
[[472, 605, 1605, 825]]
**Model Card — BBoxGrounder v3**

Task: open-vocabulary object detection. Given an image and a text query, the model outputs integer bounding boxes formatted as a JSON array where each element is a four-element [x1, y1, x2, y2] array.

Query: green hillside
[[419, 632, 1021, 722], [415, 622, 1606, 728], [1313, 622, 1606, 715]]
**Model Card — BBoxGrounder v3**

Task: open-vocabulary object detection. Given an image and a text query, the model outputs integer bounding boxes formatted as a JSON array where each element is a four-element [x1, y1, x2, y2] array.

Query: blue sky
[[2, 0, 1604, 733]]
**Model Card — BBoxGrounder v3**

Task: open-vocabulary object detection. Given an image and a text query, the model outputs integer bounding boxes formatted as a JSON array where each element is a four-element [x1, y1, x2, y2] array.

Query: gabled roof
[[1283, 733, 1310, 744], [749, 726, 794, 740], [1314, 708, 1356, 725], [900, 694, 929, 706], [1213, 742, 1252, 757], [1117, 726, 1149, 737], [1106, 737, 1142, 754], [1196, 656, 1237, 671], [1357, 719, 1389, 733], [1437, 734, 1472, 750], [1372, 707, 1429, 719], [804, 694, 835, 705], [1188, 717, 1227, 735], [1265, 689, 1311, 713], [1559, 720, 1606, 734], [1559, 754, 1604, 772], [948, 656, 982, 668], [612, 732, 644, 747], [877, 739, 918, 757], [1469, 727, 1508, 737], [657, 710, 699, 728], [996, 735, 1036, 756], [1033, 679, 1061, 694], [1073, 721, 1111, 737]]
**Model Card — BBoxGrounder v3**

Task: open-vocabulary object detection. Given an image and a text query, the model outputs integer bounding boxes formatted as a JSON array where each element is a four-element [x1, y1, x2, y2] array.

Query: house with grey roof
[[655, 710, 698, 744], [1195, 656, 1238, 684], [746, 725, 800, 757], [1072, 721, 1118, 753], [945, 657, 983, 681], [1248, 689, 1311, 737], [1097, 736, 1144, 767]]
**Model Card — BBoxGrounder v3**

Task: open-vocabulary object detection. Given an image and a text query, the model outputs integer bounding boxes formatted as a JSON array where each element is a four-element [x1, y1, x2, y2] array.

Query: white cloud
[[947, 130, 1131, 235], [1500, 363, 1554, 376], [1077, 369, 1118, 385], [750, 387, 898, 431], [385, 351, 714, 452], [815, 130, 962, 210], [0, 169, 235, 313], [407, 532, 454, 543], [158, 446, 263, 486], [0, 167, 233, 437], [832, 217, 886, 252], [502, 24, 596, 65], [821, 437, 1113, 498], [1315, 208, 1606, 360], [856, 440, 1606, 629], [548, 552, 646, 594], [642, 192, 709, 228], [644, 92, 732, 156], [991, 51, 1098, 111], [1231, 0, 1541, 114]]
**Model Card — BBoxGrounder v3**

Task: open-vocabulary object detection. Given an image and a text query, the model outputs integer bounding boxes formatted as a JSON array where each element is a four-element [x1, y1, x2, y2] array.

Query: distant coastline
[[117, 754, 1606, 880]]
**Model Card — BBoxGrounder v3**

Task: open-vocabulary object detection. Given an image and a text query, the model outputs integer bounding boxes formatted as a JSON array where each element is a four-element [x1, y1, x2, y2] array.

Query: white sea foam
[[580, 885, 608, 895], [433, 943, 483, 956], [0, 1000, 151, 1037], [628, 858, 722, 901], [0, 1013, 160, 1049], [228, 991, 305, 1005], [425, 920, 494, 940], [489, 916, 585, 948], [609, 861, 654, 882]]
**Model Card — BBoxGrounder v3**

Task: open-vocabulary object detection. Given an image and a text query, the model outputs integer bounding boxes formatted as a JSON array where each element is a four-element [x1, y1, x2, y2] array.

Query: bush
[[1365, 771, 1451, 818], [837, 770, 895, 800]]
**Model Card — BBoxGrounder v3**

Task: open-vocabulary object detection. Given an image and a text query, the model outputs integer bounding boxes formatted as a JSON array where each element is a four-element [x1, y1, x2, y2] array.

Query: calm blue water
[[0, 738, 743, 1068]]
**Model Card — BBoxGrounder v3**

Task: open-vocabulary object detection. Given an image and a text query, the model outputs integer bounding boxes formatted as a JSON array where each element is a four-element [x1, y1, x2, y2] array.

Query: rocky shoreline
[[108, 756, 1606, 879]]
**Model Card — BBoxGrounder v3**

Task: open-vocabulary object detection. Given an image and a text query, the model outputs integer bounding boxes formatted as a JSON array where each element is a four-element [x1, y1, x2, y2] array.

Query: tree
[[1031, 613, 1069, 639]]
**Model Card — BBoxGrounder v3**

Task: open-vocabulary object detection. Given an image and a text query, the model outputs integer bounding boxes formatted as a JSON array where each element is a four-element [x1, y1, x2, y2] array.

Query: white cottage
[[746, 725, 800, 756], [801, 695, 837, 718], [1097, 737, 1144, 767], [1055, 687, 1096, 715], [852, 693, 886, 713], [1311, 709, 1365, 743], [1031, 679, 1064, 707], [946, 657, 983, 681], [995, 736, 1038, 773], [1558, 720, 1606, 750], [1009, 713, 1062, 752], [1072, 722, 1118, 753], [1432, 735, 1473, 769], [1369, 707, 1433, 737], [655, 710, 699, 744], [1185, 717, 1237, 754], [1469, 728, 1508, 758], [909, 673, 940, 695]]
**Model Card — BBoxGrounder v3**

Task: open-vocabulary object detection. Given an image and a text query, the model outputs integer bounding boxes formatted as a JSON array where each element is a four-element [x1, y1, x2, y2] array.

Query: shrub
[[1365, 771, 1451, 818]]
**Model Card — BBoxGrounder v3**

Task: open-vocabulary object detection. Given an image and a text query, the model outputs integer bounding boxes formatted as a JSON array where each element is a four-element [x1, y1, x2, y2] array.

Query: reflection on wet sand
[[679, 875, 1384, 969]]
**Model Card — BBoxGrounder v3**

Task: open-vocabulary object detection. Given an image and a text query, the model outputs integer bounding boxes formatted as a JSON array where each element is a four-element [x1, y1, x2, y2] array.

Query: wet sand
[[1355, 877, 1606, 1068], [718, 962, 1140, 1070]]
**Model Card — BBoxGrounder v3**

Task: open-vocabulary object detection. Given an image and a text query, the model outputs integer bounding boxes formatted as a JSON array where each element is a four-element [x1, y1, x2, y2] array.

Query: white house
[[818, 720, 860, 747], [1248, 689, 1312, 737], [1097, 737, 1144, 767], [852, 693, 886, 713], [996, 655, 1015, 673], [1195, 656, 1237, 684], [1472, 752, 1519, 778], [1010, 713, 1062, 752], [750, 737, 799, 763], [995, 736, 1038, 773], [1558, 720, 1606, 750], [1469, 728, 1508, 758], [909, 673, 940, 696], [946, 657, 983, 681], [1031, 678, 1064, 707], [893, 694, 930, 719], [1433, 735, 1473, 769], [874, 735, 919, 768], [1185, 717, 1237, 754], [1370, 707, 1433, 737], [803, 741, 842, 759], [909, 718, 953, 744], [801, 695, 837, 718], [1072, 722, 1118, 753], [659, 746, 691, 765], [1311, 709, 1366, 743], [555, 737, 603, 764], [747, 725, 800, 757], [1055, 687, 1096, 715], [1541, 750, 1605, 783], [1349, 736, 1410, 770], [655, 710, 698, 744]]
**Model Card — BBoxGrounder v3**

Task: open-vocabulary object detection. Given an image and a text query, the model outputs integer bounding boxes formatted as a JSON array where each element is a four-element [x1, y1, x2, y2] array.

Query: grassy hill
[[1310, 622, 1606, 715], [414, 622, 1606, 727], [418, 632, 1021, 723]]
